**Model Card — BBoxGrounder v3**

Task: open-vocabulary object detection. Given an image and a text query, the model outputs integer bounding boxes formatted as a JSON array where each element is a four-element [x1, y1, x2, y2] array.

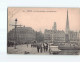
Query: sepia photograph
[[7, 7, 80, 55]]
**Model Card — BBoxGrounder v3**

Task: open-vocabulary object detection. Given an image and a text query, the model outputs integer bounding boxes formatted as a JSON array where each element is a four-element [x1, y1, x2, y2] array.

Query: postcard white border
[[0, 0, 80, 62]]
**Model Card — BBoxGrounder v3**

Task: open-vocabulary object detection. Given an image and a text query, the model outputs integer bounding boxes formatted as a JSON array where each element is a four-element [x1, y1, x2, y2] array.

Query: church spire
[[66, 10, 70, 34], [65, 10, 70, 42]]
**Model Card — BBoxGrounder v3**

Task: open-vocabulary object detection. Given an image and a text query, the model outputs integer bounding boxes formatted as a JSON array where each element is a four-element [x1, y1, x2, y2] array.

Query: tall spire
[[65, 10, 70, 42], [66, 10, 70, 34]]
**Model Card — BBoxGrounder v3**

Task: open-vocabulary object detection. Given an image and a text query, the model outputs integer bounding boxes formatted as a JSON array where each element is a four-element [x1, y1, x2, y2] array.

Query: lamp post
[[14, 18, 17, 49], [10, 18, 22, 49]]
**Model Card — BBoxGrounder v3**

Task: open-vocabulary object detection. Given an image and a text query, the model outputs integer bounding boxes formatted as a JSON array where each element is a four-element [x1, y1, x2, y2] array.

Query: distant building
[[44, 10, 80, 43], [44, 29, 52, 42], [36, 31, 44, 42], [8, 26, 36, 44], [52, 30, 65, 42], [52, 22, 57, 31], [44, 24, 65, 43], [69, 31, 79, 42], [65, 10, 79, 42], [65, 10, 70, 42]]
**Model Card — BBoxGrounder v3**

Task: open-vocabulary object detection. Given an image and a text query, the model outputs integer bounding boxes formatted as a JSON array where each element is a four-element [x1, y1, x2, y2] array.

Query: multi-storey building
[[44, 29, 52, 42], [8, 26, 36, 44], [69, 31, 79, 42], [44, 25, 65, 43]]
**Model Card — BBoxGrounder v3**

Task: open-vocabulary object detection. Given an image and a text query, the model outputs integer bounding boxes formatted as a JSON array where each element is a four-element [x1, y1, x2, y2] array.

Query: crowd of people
[[36, 43, 48, 53]]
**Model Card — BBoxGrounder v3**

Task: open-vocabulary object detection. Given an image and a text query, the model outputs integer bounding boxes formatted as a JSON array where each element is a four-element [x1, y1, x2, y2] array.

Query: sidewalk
[[7, 44, 49, 55]]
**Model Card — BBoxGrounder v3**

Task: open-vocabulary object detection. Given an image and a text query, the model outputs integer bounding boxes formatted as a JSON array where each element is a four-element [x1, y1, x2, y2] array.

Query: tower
[[65, 10, 70, 42], [66, 10, 70, 34], [52, 22, 57, 43], [52, 22, 57, 31]]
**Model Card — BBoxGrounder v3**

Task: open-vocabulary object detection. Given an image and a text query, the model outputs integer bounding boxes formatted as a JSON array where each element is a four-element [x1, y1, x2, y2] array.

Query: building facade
[[44, 28, 65, 43], [8, 26, 36, 44], [69, 31, 79, 42], [44, 29, 52, 42], [52, 30, 65, 42]]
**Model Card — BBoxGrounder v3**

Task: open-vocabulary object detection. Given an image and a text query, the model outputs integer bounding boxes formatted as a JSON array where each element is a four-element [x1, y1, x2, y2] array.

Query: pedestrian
[[45, 43, 48, 52], [43, 43, 46, 52], [40, 43, 43, 53], [37, 43, 41, 53]]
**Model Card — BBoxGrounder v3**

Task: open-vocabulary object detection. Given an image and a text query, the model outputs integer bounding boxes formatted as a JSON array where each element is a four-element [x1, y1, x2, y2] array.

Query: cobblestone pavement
[[7, 44, 49, 55]]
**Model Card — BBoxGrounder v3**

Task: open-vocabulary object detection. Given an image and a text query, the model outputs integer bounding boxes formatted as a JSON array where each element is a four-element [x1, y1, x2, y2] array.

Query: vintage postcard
[[7, 8, 80, 55]]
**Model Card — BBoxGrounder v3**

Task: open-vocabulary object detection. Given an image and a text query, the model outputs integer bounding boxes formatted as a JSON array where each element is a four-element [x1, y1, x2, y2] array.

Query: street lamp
[[9, 18, 22, 49], [14, 18, 17, 49]]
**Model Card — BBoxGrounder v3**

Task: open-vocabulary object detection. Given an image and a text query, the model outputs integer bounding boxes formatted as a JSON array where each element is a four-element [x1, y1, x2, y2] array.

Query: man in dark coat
[[37, 43, 41, 53]]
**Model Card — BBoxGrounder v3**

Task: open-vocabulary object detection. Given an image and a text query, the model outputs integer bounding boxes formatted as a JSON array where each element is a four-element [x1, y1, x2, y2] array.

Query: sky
[[8, 8, 80, 33]]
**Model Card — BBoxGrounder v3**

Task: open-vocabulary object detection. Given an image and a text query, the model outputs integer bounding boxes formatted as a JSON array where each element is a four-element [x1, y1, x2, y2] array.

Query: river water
[[54, 50, 80, 55]]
